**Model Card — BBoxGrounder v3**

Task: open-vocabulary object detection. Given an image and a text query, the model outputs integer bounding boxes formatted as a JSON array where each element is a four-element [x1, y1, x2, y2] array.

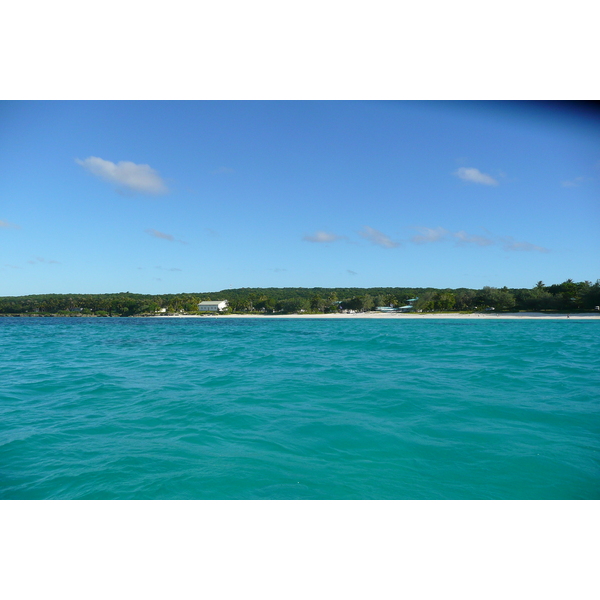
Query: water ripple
[[1, 317, 599, 499]]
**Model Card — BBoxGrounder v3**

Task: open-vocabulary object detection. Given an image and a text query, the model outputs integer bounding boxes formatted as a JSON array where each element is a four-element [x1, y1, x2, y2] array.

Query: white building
[[198, 300, 229, 312]]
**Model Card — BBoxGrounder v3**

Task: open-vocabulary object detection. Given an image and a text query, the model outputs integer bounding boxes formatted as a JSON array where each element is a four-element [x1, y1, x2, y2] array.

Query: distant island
[[1, 279, 598, 317]]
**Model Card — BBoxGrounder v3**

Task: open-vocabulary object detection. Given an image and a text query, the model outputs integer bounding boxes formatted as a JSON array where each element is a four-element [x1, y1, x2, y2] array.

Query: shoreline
[[151, 312, 600, 320], [3, 312, 598, 320]]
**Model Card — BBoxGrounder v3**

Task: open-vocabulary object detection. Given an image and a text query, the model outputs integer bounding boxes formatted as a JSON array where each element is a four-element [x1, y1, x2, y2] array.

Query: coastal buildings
[[375, 298, 419, 313], [198, 300, 229, 312], [398, 298, 419, 312]]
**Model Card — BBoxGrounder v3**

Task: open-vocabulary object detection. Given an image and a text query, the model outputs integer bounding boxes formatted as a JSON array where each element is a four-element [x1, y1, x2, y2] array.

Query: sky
[[1, 101, 599, 296]]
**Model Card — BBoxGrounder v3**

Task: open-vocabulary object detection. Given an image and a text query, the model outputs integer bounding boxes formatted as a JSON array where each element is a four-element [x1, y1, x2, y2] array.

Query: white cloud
[[454, 230, 494, 247], [454, 167, 499, 186], [303, 231, 343, 243], [411, 227, 449, 244], [76, 156, 168, 195], [359, 226, 400, 248], [500, 237, 549, 253]]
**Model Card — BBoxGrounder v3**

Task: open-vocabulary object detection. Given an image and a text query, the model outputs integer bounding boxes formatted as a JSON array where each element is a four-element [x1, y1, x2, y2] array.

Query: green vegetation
[[0, 280, 598, 316]]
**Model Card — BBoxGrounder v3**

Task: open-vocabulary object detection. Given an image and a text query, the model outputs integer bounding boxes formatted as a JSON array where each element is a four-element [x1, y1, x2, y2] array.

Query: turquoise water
[[1, 317, 599, 499]]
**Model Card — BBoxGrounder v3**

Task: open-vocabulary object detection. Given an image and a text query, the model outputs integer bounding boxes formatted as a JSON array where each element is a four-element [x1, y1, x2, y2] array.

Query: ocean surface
[[1, 317, 599, 499]]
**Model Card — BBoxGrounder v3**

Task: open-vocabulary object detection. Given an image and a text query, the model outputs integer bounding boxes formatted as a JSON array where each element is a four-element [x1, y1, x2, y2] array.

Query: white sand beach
[[158, 312, 600, 320]]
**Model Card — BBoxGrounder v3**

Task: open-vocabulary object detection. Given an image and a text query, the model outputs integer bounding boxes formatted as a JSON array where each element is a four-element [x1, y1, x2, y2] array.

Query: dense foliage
[[0, 280, 598, 316]]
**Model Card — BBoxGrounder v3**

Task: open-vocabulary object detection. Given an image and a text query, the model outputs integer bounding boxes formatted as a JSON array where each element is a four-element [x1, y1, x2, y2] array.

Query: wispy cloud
[[155, 266, 183, 272], [408, 226, 547, 253], [500, 237, 549, 253], [28, 257, 60, 265], [454, 230, 494, 247], [0, 219, 20, 229], [145, 228, 187, 244], [560, 176, 590, 187], [347, 270, 358, 275], [303, 231, 344, 243], [76, 156, 168, 195], [412, 227, 493, 247], [145, 228, 174, 241], [454, 167, 499, 186], [359, 226, 400, 249], [411, 227, 449, 244]]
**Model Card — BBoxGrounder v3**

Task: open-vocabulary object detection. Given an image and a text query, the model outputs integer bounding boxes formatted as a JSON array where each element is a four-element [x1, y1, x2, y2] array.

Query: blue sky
[[1, 101, 599, 295]]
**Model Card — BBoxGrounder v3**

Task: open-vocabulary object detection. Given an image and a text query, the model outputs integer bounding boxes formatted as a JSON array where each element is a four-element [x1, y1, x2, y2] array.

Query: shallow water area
[[1, 317, 599, 499]]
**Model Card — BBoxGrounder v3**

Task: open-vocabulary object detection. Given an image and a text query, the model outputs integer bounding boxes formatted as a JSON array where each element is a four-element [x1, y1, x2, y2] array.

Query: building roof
[[198, 300, 227, 306]]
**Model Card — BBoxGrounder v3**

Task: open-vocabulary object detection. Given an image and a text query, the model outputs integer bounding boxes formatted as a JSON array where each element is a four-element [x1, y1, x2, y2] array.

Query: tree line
[[0, 280, 598, 316]]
